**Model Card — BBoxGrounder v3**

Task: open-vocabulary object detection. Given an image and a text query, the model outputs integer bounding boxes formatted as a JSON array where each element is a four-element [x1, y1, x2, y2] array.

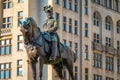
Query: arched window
[[93, 12, 101, 27], [105, 16, 113, 31], [117, 20, 120, 34]]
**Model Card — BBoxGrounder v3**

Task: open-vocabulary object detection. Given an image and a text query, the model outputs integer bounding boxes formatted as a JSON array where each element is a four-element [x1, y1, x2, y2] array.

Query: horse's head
[[20, 17, 38, 33], [20, 17, 41, 45]]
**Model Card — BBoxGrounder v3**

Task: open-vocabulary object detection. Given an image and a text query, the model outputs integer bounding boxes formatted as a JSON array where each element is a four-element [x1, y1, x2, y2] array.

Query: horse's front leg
[[39, 57, 44, 80], [30, 60, 36, 80]]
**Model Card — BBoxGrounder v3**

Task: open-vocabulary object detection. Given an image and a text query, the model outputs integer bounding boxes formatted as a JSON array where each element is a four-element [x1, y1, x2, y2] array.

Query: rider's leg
[[50, 41, 57, 60]]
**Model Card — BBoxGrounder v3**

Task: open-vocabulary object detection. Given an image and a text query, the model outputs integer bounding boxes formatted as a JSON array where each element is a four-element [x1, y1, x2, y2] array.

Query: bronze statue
[[43, 5, 59, 61], [20, 6, 77, 80]]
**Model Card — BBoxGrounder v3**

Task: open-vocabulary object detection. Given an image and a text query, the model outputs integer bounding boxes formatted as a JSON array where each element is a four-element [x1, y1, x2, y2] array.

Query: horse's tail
[[73, 51, 77, 62]]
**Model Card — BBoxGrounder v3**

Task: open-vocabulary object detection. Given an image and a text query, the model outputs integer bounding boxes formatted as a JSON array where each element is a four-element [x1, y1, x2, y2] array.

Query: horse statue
[[20, 17, 77, 80]]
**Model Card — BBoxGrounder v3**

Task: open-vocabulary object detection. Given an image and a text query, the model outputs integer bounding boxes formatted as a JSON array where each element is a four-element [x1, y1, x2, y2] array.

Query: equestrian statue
[[20, 5, 77, 80]]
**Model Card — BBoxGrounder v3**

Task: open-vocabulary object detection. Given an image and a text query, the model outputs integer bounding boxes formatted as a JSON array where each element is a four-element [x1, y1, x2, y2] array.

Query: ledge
[[105, 46, 117, 55], [92, 42, 104, 52], [0, 28, 12, 36]]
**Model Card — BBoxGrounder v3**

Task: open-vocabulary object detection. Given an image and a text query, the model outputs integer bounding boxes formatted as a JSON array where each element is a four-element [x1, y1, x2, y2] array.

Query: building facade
[[1, 0, 120, 80], [0, 0, 80, 80], [82, 0, 120, 80]]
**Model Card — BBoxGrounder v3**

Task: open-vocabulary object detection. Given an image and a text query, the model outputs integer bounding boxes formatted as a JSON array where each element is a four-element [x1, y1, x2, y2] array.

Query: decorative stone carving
[[0, 28, 12, 36]]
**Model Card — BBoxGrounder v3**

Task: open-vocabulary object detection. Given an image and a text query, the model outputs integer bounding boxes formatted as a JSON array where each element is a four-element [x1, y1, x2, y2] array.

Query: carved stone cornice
[[0, 28, 12, 36]]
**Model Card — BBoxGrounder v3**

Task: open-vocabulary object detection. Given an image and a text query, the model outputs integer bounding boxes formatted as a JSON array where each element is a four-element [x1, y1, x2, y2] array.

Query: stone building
[[0, 0, 120, 80], [82, 0, 120, 80], [0, 0, 80, 80]]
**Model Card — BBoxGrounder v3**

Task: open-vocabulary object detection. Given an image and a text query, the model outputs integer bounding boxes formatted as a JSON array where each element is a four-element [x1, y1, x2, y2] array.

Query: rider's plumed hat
[[44, 5, 53, 13]]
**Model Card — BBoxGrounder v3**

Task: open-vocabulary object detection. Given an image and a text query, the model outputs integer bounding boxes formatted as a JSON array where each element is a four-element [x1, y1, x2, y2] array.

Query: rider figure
[[43, 5, 59, 61]]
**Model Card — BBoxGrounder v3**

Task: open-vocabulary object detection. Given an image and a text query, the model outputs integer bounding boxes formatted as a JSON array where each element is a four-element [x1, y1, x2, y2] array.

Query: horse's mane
[[26, 17, 37, 27]]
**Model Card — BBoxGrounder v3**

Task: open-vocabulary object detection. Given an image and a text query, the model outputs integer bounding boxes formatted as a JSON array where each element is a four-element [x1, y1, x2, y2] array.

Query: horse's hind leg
[[52, 63, 64, 80], [30, 61, 36, 80], [64, 59, 74, 80], [39, 57, 44, 80]]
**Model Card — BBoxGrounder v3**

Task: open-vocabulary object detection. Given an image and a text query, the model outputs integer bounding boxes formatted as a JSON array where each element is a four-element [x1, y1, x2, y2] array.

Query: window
[[117, 21, 120, 34], [0, 39, 12, 55], [93, 33, 100, 43], [115, 0, 119, 11], [62, 0, 67, 8], [74, 66, 78, 80], [105, 16, 113, 31], [106, 37, 112, 47], [18, 11, 23, 26], [106, 56, 114, 71], [94, 74, 102, 80], [74, 20, 78, 34], [93, 53, 102, 68], [97, 0, 100, 4], [62, 16, 67, 31], [3, 0, 12, 9], [2, 17, 12, 28], [85, 68, 89, 80], [68, 19, 72, 33], [75, 43, 78, 48], [117, 59, 120, 73], [84, 0, 88, 15], [109, 0, 112, 9], [106, 77, 114, 80], [74, 0, 78, 12], [104, 0, 107, 7], [84, 45, 88, 60], [69, 41, 72, 47], [93, 12, 101, 27], [17, 60, 23, 76], [117, 41, 120, 50], [18, 0, 24, 3], [84, 23, 88, 37], [55, 0, 59, 4], [74, 43, 78, 55], [68, 0, 72, 10], [0, 63, 12, 79], [17, 35, 23, 51], [55, 13, 60, 25], [92, 0, 101, 4]]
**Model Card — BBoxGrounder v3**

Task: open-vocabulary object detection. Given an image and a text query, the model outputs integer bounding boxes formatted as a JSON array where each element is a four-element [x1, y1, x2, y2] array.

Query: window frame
[[17, 60, 23, 76], [84, 23, 88, 37], [3, 0, 12, 9], [18, 11, 23, 26], [2, 17, 13, 28], [0, 39, 12, 55], [106, 56, 114, 71], [0, 63, 12, 79], [17, 35, 23, 51], [93, 53, 102, 68], [62, 16, 67, 31]]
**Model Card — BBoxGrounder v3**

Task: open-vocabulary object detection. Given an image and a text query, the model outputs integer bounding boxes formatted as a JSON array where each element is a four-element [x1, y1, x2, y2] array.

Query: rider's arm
[[49, 19, 59, 33]]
